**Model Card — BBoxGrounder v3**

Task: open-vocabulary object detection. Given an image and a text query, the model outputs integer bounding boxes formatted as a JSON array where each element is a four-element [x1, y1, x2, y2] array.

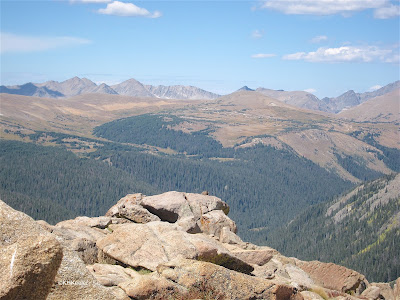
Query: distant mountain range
[[0, 77, 220, 100], [1, 77, 399, 113], [338, 89, 399, 123], [321, 80, 400, 113], [238, 81, 399, 113]]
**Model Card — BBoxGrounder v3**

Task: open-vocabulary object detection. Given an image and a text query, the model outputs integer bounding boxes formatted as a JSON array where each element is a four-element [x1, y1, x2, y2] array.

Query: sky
[[1, 0, 399, 98]]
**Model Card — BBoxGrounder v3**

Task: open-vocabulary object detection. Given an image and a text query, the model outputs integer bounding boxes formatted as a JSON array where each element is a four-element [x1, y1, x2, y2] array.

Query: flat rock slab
[[157, 258, 303, 300], [231, 249, 275, 266], [296, 260, 368, 295], [96, 221, 253, 274]]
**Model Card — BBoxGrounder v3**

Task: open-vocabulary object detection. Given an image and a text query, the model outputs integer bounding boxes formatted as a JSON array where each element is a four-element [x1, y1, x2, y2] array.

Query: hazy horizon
[[1, 0, 399, 98]]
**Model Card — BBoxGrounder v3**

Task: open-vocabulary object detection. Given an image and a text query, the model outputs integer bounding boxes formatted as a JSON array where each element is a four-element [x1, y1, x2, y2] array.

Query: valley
[[0, 79, 399, 282]]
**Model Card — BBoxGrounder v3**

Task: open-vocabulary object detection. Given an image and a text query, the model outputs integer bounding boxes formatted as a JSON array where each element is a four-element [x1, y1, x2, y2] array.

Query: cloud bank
[[0, 32, 91, 54], [283, 45, 399, 63], [260, 0, 399, 19]]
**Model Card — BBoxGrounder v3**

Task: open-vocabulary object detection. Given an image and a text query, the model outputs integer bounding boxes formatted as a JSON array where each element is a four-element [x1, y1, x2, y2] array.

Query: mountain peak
[[237, 86, 254, 92]]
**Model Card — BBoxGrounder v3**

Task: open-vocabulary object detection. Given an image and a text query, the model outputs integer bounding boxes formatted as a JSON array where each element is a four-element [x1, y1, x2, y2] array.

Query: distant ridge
[[255, 87, 330, 112], [1, 77, 398, 112], [0, 82, 64, 98], [1, 77, 220, 100], [338, 89, 400, 123], [144, 84, 220, 100], [322, 80, 400, 113]]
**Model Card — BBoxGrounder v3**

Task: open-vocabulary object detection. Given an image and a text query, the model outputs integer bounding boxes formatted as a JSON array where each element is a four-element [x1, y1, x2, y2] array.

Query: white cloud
[[283, 45, 399, 63], [304, 88, 316, 93], [374, 4, 400, 18], [71, 0, 111, 3], [98, 1, 162, 18], [310, 35, 328, 43], [0, 32, 91, 54], [259, 0, 399, 18], [251, 53, 276, 58], [261, 0, 386, 15], [251, 30, 264, 39], [368, 85, 383, 91]]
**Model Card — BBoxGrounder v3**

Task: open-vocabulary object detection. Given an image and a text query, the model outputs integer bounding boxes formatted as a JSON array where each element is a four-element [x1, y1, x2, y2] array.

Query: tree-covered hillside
[[0, 134, 352, 243], [90, 143, 352, 243], [267, 173, 400, 282], [0, 140, 159, 223]]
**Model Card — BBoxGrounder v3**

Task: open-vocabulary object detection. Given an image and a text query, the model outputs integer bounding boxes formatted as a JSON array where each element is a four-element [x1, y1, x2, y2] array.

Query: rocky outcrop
[[0, 200, 63, 300], [1, 192, 398, 300], [96, 221, 253, 274], [105, 193, 161, 223]]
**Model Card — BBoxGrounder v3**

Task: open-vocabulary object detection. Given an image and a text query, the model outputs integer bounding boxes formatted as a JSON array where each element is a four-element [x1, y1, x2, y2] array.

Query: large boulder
[[157, 258, 303, 300], [0, 200, 63, 300], [231, 248, 276, 266], [296, 260, 369, 295], [198, 210, 237, 236], [219, 226, 245, 245], [46, 249, 118, 300], [96, 221, 253, 274], [140, 191, 192, 222], [140, 192, 231, 230], [105, 193, 160, 223], [366, 283, 395, 300]]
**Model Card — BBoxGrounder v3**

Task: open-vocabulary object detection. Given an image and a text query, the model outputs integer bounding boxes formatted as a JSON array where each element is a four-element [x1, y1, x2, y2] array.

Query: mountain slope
[[255, 87, 330, 112], [267, 173, 400, 282], [322, 81, 400, 113], [360, 80, 400, 102], [322, 90, 361, 113], [338, 89, 400, 123]]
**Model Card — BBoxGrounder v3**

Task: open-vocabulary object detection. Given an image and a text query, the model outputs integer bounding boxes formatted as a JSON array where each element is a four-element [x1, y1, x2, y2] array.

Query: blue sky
[[1, 0, 399, 97]]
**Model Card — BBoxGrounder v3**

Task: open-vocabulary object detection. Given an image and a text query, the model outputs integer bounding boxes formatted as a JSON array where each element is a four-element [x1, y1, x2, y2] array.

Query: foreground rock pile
[[1, 192, 399, 300]]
